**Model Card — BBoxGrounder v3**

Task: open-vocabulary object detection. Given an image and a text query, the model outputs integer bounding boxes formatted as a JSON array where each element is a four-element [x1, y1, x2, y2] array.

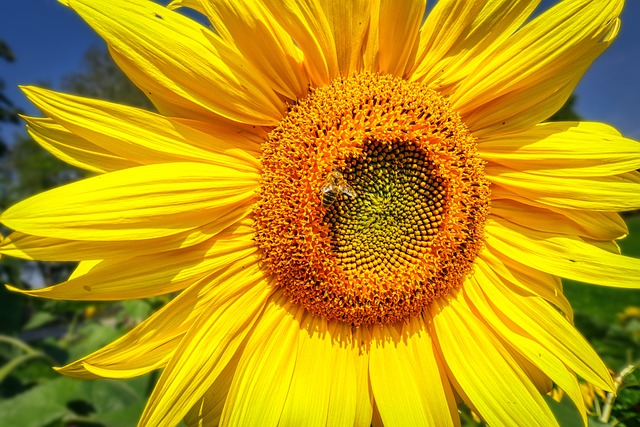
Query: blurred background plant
[[0, 38, 638, 427]]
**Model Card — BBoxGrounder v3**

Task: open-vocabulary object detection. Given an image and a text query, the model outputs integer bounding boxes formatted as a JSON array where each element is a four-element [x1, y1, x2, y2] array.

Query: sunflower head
[[254, 72, 490, 325]]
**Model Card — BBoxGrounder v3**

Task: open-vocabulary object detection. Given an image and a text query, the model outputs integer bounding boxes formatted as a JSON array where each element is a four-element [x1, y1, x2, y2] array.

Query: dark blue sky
[[1, 0, 639, 144]]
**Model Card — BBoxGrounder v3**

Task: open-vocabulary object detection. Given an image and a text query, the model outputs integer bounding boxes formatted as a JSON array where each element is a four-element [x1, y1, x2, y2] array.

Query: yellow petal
[[56, 267, 230, 379], [364, 0, 425, 77], [220, 293, 304, 426], [245, 0, 334, 84], [261, 0, 373, 84], [452, 0, 622, 135], [371, 403, 383, 427], [491, 185, 628, 241], [480, 246, 573, 321], [0, 209, 251, 261], [25, 117, 136, 173], [166, 0, 206, 16], [472, 259, 613, 394], [184, 354, 238, 427], [405, 316, 459, 426], [326, 324, 362, 426], [507, 350, 553, 395], [486, 218, 640, 289], [352, 328, 374, 427], [63, 260, 261, 380], [431, 293, 558, 426], [479, 121, 640, 177], [24, 112, 262, 179], [321, 0, 372, 77], [171, 0, 309, 100], [66, 0, 284, 125], [490, 199, 627, 241], [369, 324, 429, 426], [169, 116, 265, 161], [279, 317, 357, 426], [464, 271, 588, 425], [22, 86, 261, 172], [413, 0, 538, 94], [488, 167, 640, 211], [1, 162, 258, 241], [414, 1, 484, 82], [369, 318, 458, 427], [139, 264, 272, 427], [7, 228, 256, 300], [168, 0, 232, 44]]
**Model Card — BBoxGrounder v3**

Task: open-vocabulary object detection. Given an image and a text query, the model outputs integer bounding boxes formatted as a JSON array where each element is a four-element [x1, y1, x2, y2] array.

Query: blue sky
[[1, 0, 639, 144]]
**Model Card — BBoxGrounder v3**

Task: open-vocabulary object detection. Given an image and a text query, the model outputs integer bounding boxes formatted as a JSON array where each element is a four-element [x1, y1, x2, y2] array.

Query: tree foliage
[[0, 39, 22, 157]]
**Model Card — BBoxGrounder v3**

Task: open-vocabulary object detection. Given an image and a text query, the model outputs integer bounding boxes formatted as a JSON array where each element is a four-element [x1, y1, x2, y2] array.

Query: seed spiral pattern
[[326, 141, 446, 274], [253, 72, 490, 325]]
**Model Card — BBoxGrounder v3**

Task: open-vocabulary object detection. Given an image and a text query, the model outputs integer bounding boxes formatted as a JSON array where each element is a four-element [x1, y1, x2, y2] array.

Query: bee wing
[[321, 182, 338, 194], [321, 171, 343, 193], [341, 183, 357, 198]]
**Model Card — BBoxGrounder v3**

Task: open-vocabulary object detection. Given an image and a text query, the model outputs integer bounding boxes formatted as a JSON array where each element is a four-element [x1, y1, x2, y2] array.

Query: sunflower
[[2, 0, 640, 425]]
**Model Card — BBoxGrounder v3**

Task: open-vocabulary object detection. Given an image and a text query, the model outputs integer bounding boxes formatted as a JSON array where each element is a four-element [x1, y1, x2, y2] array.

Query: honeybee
[[321, 171, 357, 207]]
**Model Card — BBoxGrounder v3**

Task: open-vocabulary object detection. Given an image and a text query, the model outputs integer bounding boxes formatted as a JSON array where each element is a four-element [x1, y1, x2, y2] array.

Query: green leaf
[[0, 353, 51, 383], [544, 395, 582, 427], [75, 378, 149, 427], [23, 312, 58, 331], [117, 300, 153, 325], [88, 400, 145, 427], [0, 377, 80, 427], [0, 374, 157, 427], [80, 378, 146, 414], [65, 323, 123, 362]]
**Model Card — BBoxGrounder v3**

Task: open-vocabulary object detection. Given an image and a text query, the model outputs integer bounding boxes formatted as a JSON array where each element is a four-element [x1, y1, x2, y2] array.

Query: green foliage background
[[0, 41, 638, 427]]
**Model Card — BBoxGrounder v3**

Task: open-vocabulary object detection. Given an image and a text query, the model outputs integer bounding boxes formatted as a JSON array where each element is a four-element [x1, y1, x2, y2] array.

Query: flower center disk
[[254, 73, 490, 326]]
